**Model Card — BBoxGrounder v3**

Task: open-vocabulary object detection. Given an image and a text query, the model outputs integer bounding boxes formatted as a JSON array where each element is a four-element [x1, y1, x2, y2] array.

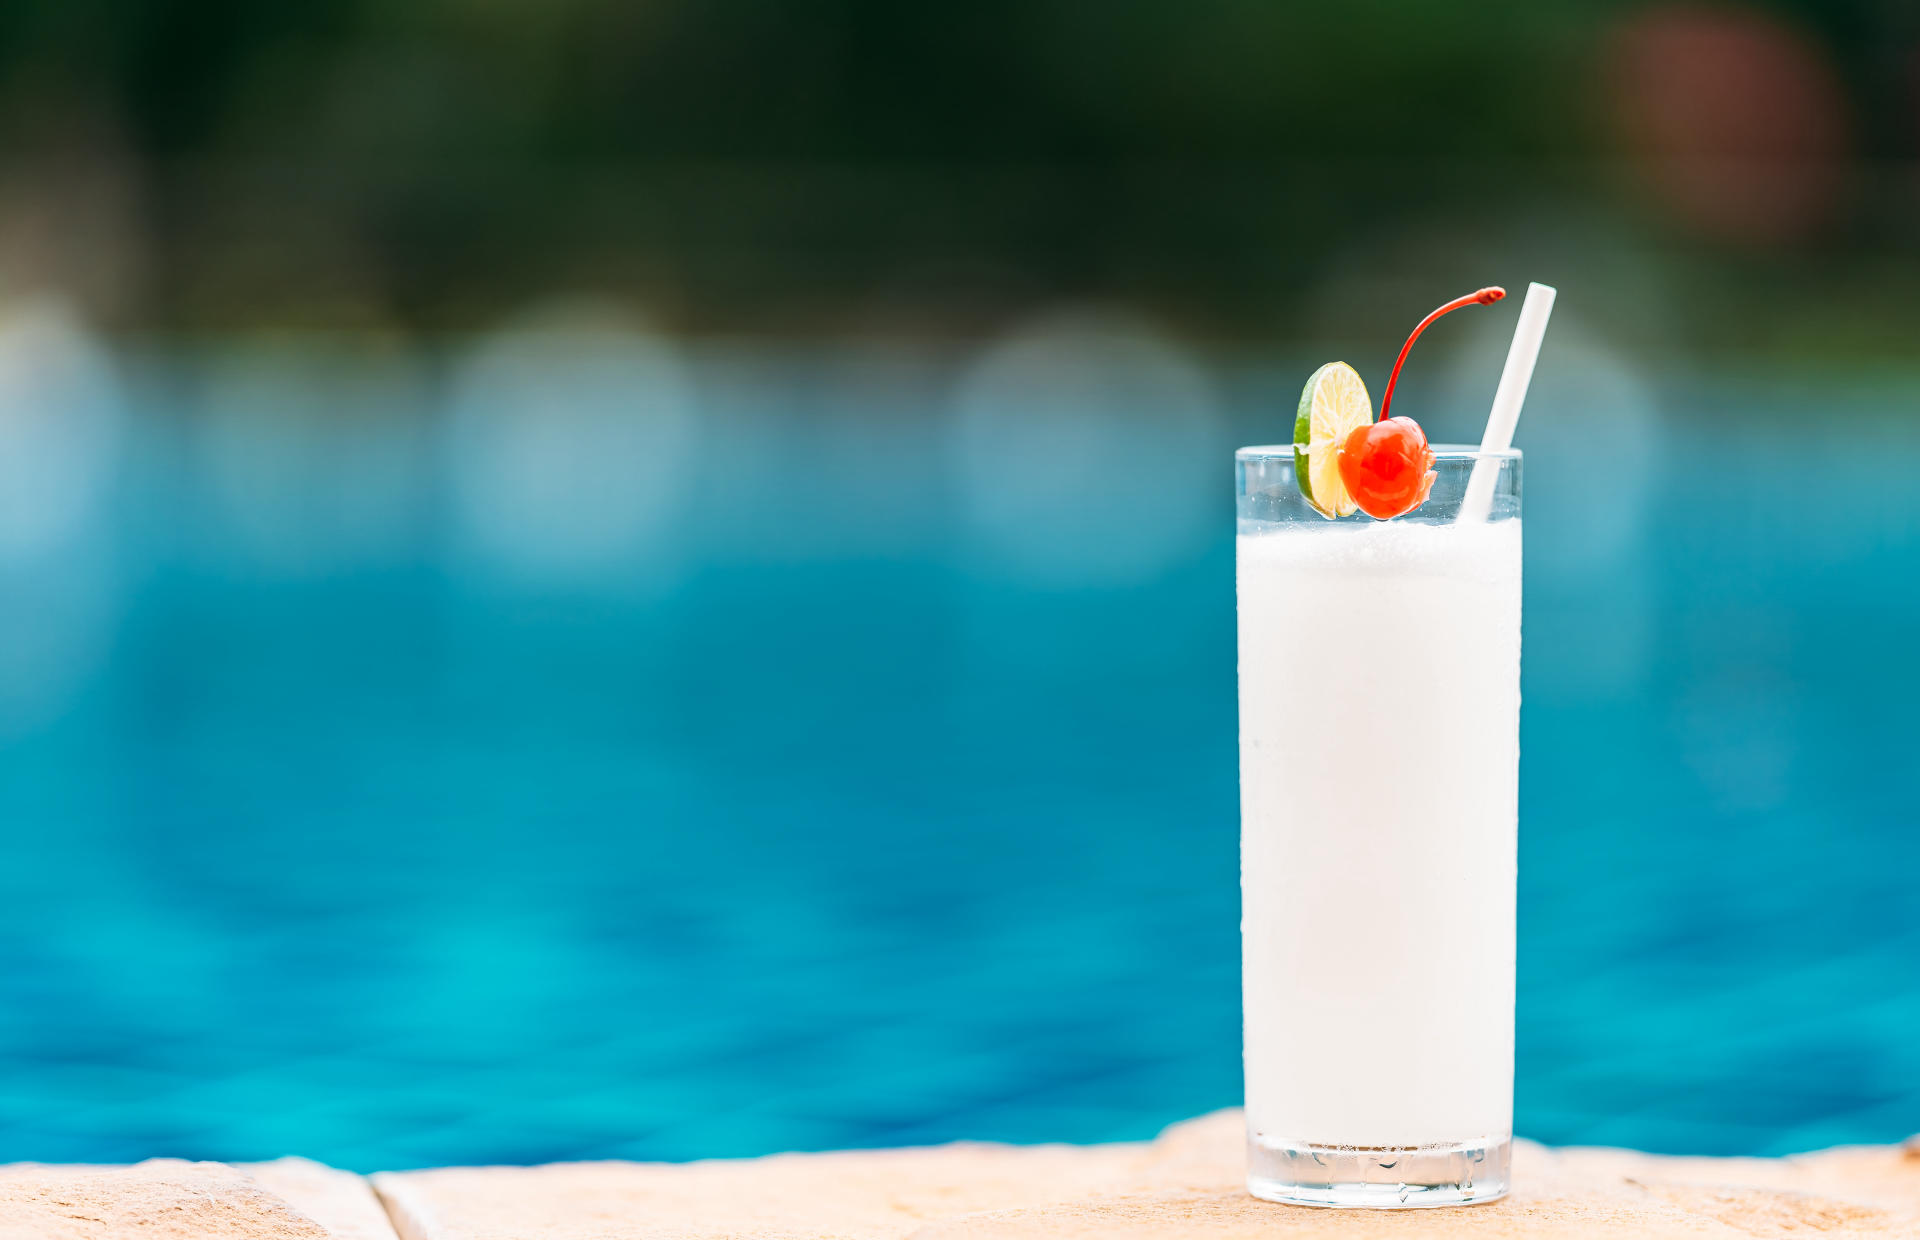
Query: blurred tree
[[0, 0, 1906, 340]]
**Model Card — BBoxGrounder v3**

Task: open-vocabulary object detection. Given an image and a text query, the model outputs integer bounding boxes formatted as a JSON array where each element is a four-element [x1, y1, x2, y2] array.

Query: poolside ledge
[[4, 1111, 1917, 1238]]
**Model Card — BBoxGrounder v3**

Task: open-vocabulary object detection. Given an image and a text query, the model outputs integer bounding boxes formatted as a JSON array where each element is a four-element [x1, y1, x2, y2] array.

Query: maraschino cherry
[[1337, 287, 1504, 519]]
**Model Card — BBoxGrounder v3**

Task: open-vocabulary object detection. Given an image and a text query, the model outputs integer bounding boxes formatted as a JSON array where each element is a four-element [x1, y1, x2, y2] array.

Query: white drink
[[1238, 518, 1520, 1160]]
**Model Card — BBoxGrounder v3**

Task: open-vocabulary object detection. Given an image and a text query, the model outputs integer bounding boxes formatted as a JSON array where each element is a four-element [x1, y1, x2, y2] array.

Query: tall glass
[[1237, 446, 1521, 1208]]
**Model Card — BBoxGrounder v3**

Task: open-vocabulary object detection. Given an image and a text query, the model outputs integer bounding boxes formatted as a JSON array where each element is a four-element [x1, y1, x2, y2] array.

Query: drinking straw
[[1459, 282, 1556, 523]]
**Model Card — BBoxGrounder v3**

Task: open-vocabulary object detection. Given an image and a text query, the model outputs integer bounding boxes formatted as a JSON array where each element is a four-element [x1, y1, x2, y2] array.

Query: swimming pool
[[0, 332, 1914, 1169]]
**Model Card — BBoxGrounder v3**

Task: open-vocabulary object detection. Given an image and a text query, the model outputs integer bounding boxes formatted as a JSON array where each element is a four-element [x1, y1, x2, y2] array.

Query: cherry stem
[[1376, 286, 1505, 423]]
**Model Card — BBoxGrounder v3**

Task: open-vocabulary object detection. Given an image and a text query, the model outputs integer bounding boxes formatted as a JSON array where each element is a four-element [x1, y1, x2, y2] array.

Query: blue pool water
[[0, 322, 1915, 1169]]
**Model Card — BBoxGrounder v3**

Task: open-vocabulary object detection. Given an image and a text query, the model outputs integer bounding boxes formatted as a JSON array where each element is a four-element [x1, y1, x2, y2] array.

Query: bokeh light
[[1607, 6, 1850, 245], [946, 308, 1224, 587], [441, 300, 697, 589]]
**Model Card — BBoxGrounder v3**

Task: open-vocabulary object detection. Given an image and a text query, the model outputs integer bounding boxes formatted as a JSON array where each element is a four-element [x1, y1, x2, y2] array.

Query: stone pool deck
[[3, 1110, 1916, 1238]]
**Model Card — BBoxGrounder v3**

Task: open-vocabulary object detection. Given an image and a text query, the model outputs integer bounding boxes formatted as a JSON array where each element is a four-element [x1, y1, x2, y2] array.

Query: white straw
[[1459, 281, 1555, 523]]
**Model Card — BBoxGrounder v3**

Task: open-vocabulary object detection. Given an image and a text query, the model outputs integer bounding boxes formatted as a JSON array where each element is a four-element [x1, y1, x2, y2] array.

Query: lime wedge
[[1293, 361, 1373, 518]]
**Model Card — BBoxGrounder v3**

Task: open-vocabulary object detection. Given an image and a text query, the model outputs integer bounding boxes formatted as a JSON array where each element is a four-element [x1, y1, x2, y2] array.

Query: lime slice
[[1292, 361, 1373, 518]]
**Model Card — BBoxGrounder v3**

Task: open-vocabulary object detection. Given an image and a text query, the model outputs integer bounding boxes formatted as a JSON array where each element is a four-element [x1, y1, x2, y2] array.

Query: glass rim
[[1235, 443, 1520, 463]]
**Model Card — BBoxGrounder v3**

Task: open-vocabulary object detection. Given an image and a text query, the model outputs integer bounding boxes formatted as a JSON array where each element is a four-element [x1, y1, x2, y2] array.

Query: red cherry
[[1337, 416, 1437, 519]]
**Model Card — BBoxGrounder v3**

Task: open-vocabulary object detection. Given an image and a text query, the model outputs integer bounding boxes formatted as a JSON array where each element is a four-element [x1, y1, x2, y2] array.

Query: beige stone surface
[[242, 1159, 402, 1240], [370, 1110, 1920, 1239], [0, 1157, 395, 1240], [1, 1112, 1915, 1237]]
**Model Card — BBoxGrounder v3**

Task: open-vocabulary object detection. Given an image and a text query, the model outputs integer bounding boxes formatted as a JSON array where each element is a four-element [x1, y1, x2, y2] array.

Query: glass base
[[1247, 1135, 1510, 1208]]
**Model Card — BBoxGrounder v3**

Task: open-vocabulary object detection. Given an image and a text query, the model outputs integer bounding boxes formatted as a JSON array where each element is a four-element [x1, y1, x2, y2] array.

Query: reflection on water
[[947, 308, 1224, 586], [0, 312, 1916, 1168], [0, 299, 125, 736], [0, 299, 123, 564], [443, 300, 697, 586], [190, 344, 433, 574]]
